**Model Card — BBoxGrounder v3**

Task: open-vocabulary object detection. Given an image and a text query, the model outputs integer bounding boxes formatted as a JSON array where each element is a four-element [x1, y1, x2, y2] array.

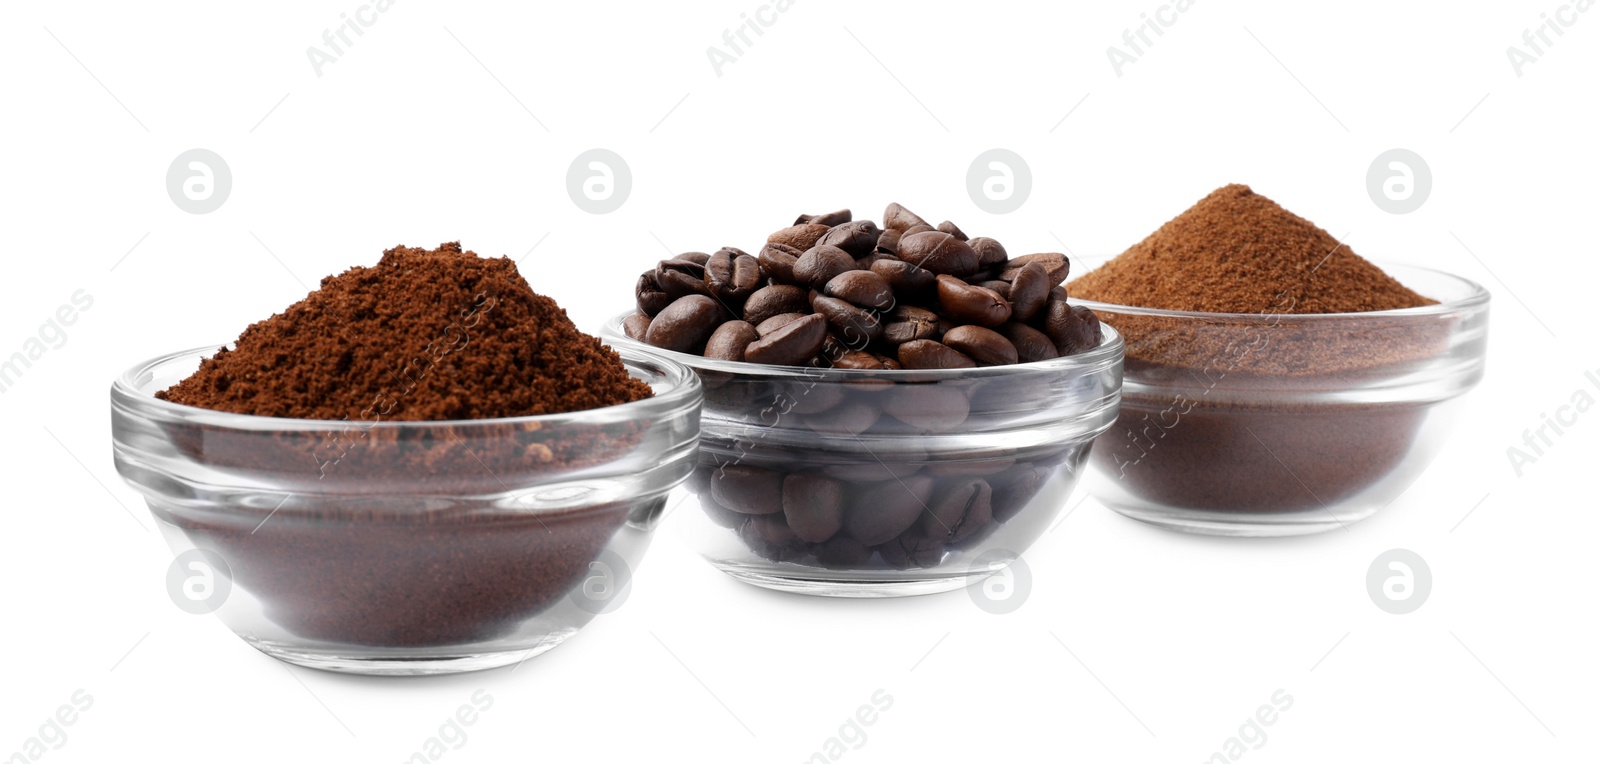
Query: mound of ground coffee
[[1073, 186, 1445, 519], [154, 243, 660, 648], [1072, 184, 1433, 315], [160, 241, 651, 418]]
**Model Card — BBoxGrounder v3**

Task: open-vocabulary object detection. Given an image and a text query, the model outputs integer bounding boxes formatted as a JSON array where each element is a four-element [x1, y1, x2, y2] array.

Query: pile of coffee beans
[[685, 443, 1081, 570], [625, 203, 1103, 369]]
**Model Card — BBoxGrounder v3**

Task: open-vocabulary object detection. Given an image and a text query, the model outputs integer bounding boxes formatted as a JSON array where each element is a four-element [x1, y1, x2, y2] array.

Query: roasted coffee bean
[[902, 223, 935, 236], [740, 515, 807, 562], [998, 322, 1059, 363], [969, 237, 1009, 268], [854, 252, 895, 271], [936, 220, 968, 241], [941, 325, 1019, 366], [817, 220, 883, 258], [787, 381, 846, 414], [800, 400, 881, 436], [767, 223, 831, 251], [645, 295, 723, 353], [757, 243, 802, 283], [823, 270, 895, 311], [698, 495, 747, 529], [990, 463, 1048, 522], [1008, 260, 1051, 322], [897, 231, 980, 276], [705, 249, 762, 303], [878, 529, 946, 570], [1059, 305, 1104, 354], [925, 478, 993, 544], [710, 465, 783, 515], [1043, 291, 1101, 354], [936, 275, 1012, 327], [871, 258, 937, 299], [999, 253, 1069, 285], [622, 311, 652, 341], [874, 228, 901, 255], [978, 280, 1013, 299], [744, 313, 827, 366], [782, 474, 844, 543], [755, 312, 807, 335], [882, 202, 929, 231], [656, 259, 711, 299], [882, 305, 941, 345], [814, 536, 874, 568], [704, 320, 759, 361], [844, 476, 933, 546], [897, 339, 974, 369], [635, 272, 673, 316], [792, 245, 857, 289], [742, 284, 810, 325], [798, 209, 852, 226], [677, 251, 712, 266], [811, 295, 883, 347], [882, 384, 970, 431], [832, 350, 890, 370]]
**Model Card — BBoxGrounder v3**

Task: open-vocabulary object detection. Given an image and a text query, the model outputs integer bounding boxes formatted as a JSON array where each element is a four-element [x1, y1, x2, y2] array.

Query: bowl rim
[[1067, 262, 1490, 321], [110, 343, 703, 432], [600, 312, 1125, 380]]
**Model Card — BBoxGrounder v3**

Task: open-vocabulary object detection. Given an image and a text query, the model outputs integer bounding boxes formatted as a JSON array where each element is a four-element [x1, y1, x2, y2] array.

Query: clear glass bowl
[[1077, 263, 1489, 536], [601, 313, 1124, 597], [111, 345, 701, 674]]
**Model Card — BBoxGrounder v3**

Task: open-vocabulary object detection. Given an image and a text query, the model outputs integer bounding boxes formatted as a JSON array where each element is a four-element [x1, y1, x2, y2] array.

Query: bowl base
[[713, 563, 980, 598], [243, 633, 574, 675], [1106, 502, 1375, 537]]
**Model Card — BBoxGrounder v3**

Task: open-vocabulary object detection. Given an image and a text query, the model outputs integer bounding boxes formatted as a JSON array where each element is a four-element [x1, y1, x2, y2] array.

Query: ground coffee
[[1072, 185, 1444, 518], [157, 242, 656, 647], [160, 241, 651, 419]]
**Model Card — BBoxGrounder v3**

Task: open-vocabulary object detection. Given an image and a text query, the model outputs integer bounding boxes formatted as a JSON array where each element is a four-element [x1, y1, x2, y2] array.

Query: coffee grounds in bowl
[[150, 242, 658, 648], [1071, 183, 1433, 315], [159, 241, 651, 419], [1073, 186, 1446, 516]]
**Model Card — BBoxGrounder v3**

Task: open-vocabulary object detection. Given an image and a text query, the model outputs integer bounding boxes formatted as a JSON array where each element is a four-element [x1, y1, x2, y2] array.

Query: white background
[[2, 1, 1597, 761]]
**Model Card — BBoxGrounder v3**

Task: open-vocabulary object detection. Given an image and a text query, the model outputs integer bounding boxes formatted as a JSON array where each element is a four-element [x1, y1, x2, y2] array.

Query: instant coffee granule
[[1073, 186, 1446, 513], [157, 242, 656, 647]]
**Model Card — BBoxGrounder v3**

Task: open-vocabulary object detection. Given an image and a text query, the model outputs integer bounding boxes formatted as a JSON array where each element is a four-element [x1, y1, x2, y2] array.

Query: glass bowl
[[1076, 263, 1489, 536], [601, 313, 1124, 597], [111, 345, 701, 675]]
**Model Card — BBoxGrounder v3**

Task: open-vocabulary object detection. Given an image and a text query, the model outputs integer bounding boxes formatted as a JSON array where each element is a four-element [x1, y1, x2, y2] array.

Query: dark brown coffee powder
[[156, 243, 658, 648], [160, 241, 651, 419], [1073, 186, 1446, 519]]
